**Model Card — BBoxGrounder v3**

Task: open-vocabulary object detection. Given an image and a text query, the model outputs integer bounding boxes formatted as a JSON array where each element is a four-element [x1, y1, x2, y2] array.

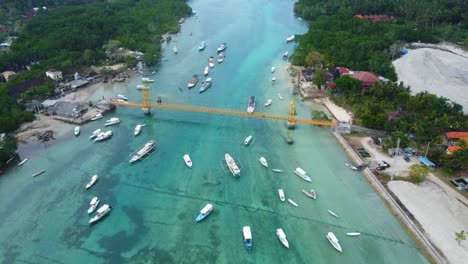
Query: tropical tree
[[312, 68, 327, 89]]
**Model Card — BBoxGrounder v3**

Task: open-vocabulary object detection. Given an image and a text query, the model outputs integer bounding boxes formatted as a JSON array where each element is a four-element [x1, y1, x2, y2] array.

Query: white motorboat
[[288, 199, 298, 207], [208, 56, 215, 68], [217, 43, 226, 52], [302, 189, 317, 199], [74, 126, 80, 136], [18, 158, 28, 166], [286, 34, 295, 42], [178, 17, 185, 24], [134, 124, 142, 136], [183, 154, 192, 168], [278, 189, 285, 201], [104, 117, 120, 126], [328, 210, 339, 218], [89, 204, 112, 224], [326, 232, 342, 252], [129, 140, 155, 163], [218, 53, 225, 63], [247, 96, 255, 113], [283, 51, 289, 60], [272, 77, 276, 83], [203, 66, 210, 76], [243, 135, 252, 145], [187, 74, 199, 88], [276, 228, 289, 248], [89, 129, 102, 139], [142, 77, 154, 83], [243, 226, 253, 251], [116, 99, 128, 103], [199, 78, 212, 93], [198, 41, 206, 51], [271, 66, 275, 73], [195, 203, 213, 222], [86, 175, 98, 189], [259, 157, 268, 167], [173, 45, 178, 53], [264, 99, 272, 107], [136, 84, 144, 90], [345, 163, 358, 170], [294, 167, 311, 182], [87, 196, 100, 214], [272, 169, 284, 173], [346, 232, 361, 236], [94, 131, 112, 142], [278, 94, 284, 100], [225, 153, 240, 177], [117, 94, 128, 101], [90, 113, 103, 121]]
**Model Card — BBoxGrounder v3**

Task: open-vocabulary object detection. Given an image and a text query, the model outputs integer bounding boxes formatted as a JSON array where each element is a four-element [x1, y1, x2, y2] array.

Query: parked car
[[404, 154, 410, 162]]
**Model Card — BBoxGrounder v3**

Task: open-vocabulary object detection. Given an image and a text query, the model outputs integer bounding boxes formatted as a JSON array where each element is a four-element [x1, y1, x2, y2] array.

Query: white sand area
[[393, 43, 468, 113]]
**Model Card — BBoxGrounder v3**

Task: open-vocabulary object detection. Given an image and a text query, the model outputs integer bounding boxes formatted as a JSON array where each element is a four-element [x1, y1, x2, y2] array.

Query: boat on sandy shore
[[198, 41, 206, 51], [278, 189, 285, 201], [346, 232, 361, 236], [104, 117, 120, 126], [218, 53, 225, 63], [286, 34, 295, 42], [326, 232, 342, 252], [183, 154, 192, 168], [272, 169, 284, 173], [294, 168, 311, 182], [302, 189, 317, 199], [86, 175, 98, 189], [243, 226, 253, 251], [259, 157, 268, 167], [203, 66, 210, 76], [247, 96, 255, 113], [243, 135, 252, 145], [90, 113, 103, 121], [199, 78, 212, 93], [32, 169, 46, 177], [18, 158, 28, 166], [208, 56, 215, 68], [264, 99, 272, 107], [217, 43, 226, 52], [74, 126, 80, 136], [276, 228, 289, 248], [288, 199, 298, 207], [87, 197, 100, 214], [89, 204, 112, 224], [328, 210, 339, 218], [225, 153, 240, 177], [195, 203, 213, 222], [89, 129, 102, 139], [129, 140, 155, 163], [95, 131, 112, 142], [188, 74, 199, 88]]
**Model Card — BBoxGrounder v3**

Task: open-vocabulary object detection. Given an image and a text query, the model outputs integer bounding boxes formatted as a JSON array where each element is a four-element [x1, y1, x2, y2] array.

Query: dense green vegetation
[[0, 86, 35, 133]]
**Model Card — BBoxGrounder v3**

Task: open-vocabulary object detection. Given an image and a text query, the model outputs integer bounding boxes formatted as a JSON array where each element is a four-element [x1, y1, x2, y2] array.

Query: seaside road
[[122, 181, 419, 249]]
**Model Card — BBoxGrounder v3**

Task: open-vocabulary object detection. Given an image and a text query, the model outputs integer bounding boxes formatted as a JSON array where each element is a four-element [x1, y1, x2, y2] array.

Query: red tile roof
[[350, 71, 381, 87], [447, 146, 462, 153], [339, 67, 349, 74], [445, 132, 468, 142]]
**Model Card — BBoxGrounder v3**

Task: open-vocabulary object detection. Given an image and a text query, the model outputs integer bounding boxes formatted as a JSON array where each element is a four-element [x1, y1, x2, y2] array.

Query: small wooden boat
[[302, 189, 317, 199], [345, 163, 358, 170], [272, 169, 283, 173], [208, 56, 215, 68], [328, 210, 339, 218], [173, 45, 178, 54], [183, 154, 192, 168], [198, 41, 206, 51], [218, 53, 225, 63], [346, 232, 361, 236], [18, 159, 28, 166], [188, 74, 199, 88], [203, 66, 209, 76], [32, 170, 46, 177], [288, 199, 298, 207]]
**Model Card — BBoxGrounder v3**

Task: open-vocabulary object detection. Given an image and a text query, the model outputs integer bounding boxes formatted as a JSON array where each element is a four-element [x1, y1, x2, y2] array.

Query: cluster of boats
[[84, 175, 113, 224]]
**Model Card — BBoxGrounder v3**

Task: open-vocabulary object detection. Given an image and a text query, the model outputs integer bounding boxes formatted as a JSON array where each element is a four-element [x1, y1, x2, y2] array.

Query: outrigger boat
[[89, 204, 112, 224], [225, 153, 240, 177]]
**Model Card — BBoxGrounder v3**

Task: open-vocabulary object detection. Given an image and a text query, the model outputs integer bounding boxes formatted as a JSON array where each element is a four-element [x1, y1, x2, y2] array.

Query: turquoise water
[[0, 0, 430, 263]]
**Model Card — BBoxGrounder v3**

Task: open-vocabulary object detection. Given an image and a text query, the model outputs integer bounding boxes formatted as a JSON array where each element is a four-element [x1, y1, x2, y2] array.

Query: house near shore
[[46, 69, 63, 80], [444, 132, 468, 154], [350, 71, 382, 95]]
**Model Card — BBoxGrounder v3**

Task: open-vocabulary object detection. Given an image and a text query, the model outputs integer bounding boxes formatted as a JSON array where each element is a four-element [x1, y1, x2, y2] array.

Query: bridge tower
[[141, 81, 151, 114], [287, 96, 296, 129]]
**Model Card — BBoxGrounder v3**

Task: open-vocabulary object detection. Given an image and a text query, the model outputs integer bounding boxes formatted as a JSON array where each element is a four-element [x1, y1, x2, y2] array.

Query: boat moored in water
[[18, 158, 28, 166], [259, 157, 268, 167], [326, 232, 342, 252], [243, 135, 252, 145], [278, 189, 285, 201], [173, 45, 178, 54], [74, 126, 80, 136], [271, 66, 275, 73], [86, 175, 98, 189], [117, 94, 128, 101], [32, 169, 46, 177], [89, 204, 112, 224], [208, 56, 215, 68], [94, 131, 112, 142], [88, 196, 100, 214], [286, 34, 295, 42], [288, 199, 298, 207], [217, 43, 226, 52], [346, 232, 361, 236], [195, 203, 213, 222], [129, 140, 155, 163], [89, 129, 102, 139], [278, 93, 284, 100], [188, 75, 199, 88], [104, 117, 120, 126], [203, 66, 210, 76], [198, 41, 206, 51], [294, 168, 311, 182], [328, 210, 339, 218], [183, 154, 192, 168], [218, 53, 225, 63], [199, 78, 212, 93], [264, 99, 272, 107], [134, 124, 143, 136], [247, 96, 256, 113], [345, 162, 358, 171], [276, 228, 289, 248], [302, 189, 317, 199], [90, 113, 103, 121], [225, 153, 240, 177], [272, 169, 284, 173], [283, 51, 289, 60], [243, 226, 253, 251]]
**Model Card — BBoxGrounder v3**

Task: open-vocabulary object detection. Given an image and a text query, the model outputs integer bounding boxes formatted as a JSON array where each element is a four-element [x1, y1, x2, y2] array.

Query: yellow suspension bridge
[[109, 82, 335, 127]]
